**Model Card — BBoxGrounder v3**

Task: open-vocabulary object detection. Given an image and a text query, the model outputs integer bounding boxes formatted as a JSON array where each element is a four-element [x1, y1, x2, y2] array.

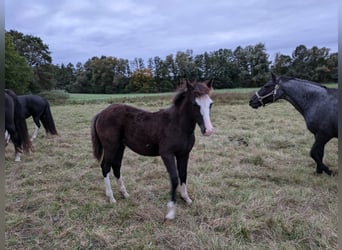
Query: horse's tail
[[41, 100, 58, 135], [6, 90, 32, 153], [91, 113, 103, 161]]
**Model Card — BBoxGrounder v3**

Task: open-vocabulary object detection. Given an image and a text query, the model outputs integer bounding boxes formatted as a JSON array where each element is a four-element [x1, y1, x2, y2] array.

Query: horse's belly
[[125, 140, 160, 157]]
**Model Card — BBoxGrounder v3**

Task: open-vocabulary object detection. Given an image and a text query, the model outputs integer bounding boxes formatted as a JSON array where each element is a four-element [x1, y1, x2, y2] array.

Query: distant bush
[[38, 89, 70, 105]]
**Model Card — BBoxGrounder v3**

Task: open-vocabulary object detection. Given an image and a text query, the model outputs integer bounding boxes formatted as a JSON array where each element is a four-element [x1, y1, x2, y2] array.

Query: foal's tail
[[41, 100, 58, 135], [91, 113, 103, 161]]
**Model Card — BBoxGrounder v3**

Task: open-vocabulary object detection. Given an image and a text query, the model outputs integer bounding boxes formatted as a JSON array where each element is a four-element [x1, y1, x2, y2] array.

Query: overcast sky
[[5, 0, 338, 66]]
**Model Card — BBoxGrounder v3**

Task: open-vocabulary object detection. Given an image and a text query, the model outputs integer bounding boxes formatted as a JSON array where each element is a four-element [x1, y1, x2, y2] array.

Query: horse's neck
[[173, 103, 196, 134], [282, 81, 325, 116]]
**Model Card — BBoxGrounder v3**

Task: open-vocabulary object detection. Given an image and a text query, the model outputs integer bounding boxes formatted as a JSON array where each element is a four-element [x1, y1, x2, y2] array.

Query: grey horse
[[249, 73, 338, 175]]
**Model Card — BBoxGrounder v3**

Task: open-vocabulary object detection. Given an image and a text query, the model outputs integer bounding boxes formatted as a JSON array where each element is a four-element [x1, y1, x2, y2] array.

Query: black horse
[[91, 80, 214, 220], [5, 89, 32, 161], [18, 94, 58, 140], [249, 73, 338, 175]]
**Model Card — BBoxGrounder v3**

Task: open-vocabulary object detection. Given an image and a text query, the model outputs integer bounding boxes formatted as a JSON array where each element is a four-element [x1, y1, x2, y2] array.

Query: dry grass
[[5, 94, 337, 249]]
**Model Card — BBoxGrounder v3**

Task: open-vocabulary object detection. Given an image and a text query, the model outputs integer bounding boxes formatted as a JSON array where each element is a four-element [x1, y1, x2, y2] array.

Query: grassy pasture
[[66, 83, 337, 105], [5, 92, 337, 249]]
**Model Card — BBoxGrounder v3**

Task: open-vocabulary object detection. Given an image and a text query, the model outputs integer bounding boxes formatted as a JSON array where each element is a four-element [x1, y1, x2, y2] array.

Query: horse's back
[[95, 103, 165, 156], [306, 87, 338, 137], [18, 95, 48, 118]]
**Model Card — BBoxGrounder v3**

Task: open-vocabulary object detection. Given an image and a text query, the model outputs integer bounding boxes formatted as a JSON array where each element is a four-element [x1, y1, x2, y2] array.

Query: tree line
[[5, 30, 338, 94]]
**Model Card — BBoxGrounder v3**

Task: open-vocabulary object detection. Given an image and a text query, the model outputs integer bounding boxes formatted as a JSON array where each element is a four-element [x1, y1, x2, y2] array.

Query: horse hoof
[[108, 197, 116, 203], [181, 197, 192, 204], [165, 213, 175, 220], [165, 201, 175, 220], [331, 170, 338, 176]]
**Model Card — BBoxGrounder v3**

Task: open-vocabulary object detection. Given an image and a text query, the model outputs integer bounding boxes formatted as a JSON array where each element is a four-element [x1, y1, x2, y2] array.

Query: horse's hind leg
[[310, 134, 332, 176], [101, 144, 128, 203], [112, 144, 129, 198], [31, 117, 41, 141], [101, 158, 116, 203]]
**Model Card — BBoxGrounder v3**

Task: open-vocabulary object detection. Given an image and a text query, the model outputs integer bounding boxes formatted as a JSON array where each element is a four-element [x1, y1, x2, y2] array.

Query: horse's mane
[[173, 81, 212, 106], [280, 76, 327, 89]]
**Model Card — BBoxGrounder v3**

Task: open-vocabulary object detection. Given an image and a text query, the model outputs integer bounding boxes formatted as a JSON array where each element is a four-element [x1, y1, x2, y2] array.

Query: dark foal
[[91, 80, 214, 219]]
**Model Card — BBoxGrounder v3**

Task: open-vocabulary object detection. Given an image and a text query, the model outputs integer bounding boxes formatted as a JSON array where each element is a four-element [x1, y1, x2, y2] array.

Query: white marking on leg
[[180, 184, 192, 204], [117, 177, 129, 198], [165, 201, 176, 220], [104, 174, 116, 203], [31, 125, 39, 141], [5, 130, 10, 145], [15, 152, 21, 162]]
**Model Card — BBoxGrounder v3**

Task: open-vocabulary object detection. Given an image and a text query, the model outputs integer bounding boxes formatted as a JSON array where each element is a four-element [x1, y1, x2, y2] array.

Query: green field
[[67, 83, 337, 104], [5, 91, 337, 249]]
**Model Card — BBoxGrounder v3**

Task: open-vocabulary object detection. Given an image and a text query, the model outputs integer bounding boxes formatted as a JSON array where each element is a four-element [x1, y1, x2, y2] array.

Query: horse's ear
[[186, 80, 194, 92], [271, 72, 277, 83], [206, 79, 213, 89]]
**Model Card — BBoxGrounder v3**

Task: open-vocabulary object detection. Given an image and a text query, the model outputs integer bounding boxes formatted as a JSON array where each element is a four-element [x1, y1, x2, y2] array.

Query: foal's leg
[[161, 153, 178, 220], [112, 144, 129, 198], [176, 153, 192, 204], [310, 134, 332, 176], [101, 157, 116, 203]]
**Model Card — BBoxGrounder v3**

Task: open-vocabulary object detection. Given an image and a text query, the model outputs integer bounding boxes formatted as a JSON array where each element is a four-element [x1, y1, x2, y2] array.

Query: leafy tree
[[271, 53, 292, 75], [200, 49, 239, 88], [248, 43, 270, 87], [130, 68, 156, 92], [130, 57, 145, 71], [53, 63, 76, 90], [288, 45, 334, 82], [233, 44, 270, 87], [7, 29, 55, 92], [325, 52, 338, 82], [175, 50, 199, 81], [233, 46, 251, 86], [5, 33, 33, 94]]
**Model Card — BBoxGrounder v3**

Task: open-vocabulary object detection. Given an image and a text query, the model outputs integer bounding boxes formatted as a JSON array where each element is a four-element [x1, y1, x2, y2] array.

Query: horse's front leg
[[161, 153, 178, 220], [176, 153, 192, 204], [310, 134, 332, 176]]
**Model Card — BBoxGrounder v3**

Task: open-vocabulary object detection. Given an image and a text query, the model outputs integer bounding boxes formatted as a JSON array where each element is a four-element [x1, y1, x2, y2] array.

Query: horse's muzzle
[[249, 96, 262, 109]]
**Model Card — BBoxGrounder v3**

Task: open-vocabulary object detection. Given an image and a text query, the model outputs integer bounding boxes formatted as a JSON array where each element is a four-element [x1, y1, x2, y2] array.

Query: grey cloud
[[5, 0, 338, 65]]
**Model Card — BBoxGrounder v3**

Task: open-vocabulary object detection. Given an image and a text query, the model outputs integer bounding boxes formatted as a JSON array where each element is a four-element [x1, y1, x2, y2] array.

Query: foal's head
[[174, 80, 214, 136]]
